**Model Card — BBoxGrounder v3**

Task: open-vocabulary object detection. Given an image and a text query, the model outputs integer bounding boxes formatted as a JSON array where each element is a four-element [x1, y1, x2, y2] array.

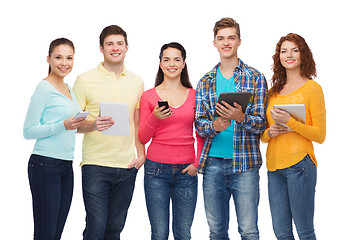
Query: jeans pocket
[[291, 154, 311, 171], [184, 172, 198, 181], [129, 167, 138, 176], [304, 154, 315, 167], [205, 157, 213, 167], [28, 160, 35, 182], [30, 154, 60, 167], [144, 160, 161, 176], [42, 157, 60, 167], [291, 164, 305, 173]]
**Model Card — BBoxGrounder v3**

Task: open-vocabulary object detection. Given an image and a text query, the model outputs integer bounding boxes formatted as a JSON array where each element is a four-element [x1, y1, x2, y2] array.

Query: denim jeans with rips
[[203, 157, 260, 240]]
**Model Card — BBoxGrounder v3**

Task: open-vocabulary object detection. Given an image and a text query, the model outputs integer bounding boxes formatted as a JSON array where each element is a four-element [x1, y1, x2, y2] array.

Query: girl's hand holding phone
[[64, 116, 86, 130], [153, 103, 172, 120]]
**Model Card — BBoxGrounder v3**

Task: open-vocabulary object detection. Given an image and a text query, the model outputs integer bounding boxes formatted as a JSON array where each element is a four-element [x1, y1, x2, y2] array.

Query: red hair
[[270, 33, 316, 96]]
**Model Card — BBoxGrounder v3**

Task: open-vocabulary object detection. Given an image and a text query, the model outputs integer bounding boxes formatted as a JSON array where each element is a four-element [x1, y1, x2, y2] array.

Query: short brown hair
[[99, 25, 128, 47], [213, 17, 240, 39]]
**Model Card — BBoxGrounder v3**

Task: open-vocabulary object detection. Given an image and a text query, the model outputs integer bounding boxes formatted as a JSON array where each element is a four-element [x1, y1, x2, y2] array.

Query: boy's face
[[100, 34, 128, 65], [213, 27, 241, 60]]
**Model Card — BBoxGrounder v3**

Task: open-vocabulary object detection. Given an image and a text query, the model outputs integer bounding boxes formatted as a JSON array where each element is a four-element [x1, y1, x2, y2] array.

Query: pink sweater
[[139, 88, 200, 167]]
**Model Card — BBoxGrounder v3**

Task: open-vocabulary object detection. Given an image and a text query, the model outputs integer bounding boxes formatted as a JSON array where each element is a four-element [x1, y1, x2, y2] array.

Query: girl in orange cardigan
[[261, 33, 326, 240]]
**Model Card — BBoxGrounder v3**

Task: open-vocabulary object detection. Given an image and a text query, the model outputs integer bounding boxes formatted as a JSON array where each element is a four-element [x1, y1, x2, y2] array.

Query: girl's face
[[280, 40, 302, 71], [160, 47, 185, 80], [47, 44, 74, 78]]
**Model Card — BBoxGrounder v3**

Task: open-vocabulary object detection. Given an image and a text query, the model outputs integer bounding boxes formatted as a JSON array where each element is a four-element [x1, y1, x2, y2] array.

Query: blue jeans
[[28, 154, 74, 240], [144, 159, 198, 240], [268, 154, 317, 240], [203, 157, 260, 240], [82, 165, 138, 240]]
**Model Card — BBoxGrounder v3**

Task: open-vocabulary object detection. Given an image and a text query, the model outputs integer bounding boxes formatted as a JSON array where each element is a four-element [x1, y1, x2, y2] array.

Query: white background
[[1, 0, 346, 239]]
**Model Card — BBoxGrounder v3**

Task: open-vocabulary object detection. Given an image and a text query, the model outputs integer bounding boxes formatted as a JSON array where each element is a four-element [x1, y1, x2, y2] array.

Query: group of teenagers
[[23, 17, 326, 240]]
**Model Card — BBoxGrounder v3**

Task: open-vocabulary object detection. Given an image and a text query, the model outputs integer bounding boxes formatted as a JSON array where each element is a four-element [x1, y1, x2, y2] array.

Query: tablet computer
[[273, 104, 306, 124], [99, 102, 130, 136], [214, 92, 252, 117]]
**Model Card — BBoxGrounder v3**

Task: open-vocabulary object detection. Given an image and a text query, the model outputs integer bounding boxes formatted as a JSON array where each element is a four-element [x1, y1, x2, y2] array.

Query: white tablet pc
[[214, 92, 252, 117], [74, 111, 89, 119], [273, 104, 306, 124], [99, 102, 130, 136]]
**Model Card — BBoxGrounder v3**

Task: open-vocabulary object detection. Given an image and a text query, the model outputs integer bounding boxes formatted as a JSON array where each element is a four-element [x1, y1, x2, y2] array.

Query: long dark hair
[[154, 42, 192, 88], [48, 38, 75, 74], [270, 33, 316, 96]]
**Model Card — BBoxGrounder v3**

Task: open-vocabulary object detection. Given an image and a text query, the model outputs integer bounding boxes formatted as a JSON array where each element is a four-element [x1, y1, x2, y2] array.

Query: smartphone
[[158, 100, 169, 110], [74, 111, 89, 119]]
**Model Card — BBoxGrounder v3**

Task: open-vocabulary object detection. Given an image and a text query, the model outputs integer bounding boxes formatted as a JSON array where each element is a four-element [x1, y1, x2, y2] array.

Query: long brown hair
[[154, 42, 192, 88], [270, 33, 316, 96]]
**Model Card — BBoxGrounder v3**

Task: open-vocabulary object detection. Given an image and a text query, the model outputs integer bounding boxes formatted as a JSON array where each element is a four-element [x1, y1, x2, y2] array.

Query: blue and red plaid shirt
[[195, 59, 268, 174]]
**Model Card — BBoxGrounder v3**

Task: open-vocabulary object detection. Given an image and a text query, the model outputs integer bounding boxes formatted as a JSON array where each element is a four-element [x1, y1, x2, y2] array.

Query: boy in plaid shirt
[[195, 17, 268, 240]]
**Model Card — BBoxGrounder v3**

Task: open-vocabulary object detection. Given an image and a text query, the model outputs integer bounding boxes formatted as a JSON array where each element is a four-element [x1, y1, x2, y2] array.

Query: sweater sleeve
[[23, 83, 66, 139], [286, 83, 326, 144], [138, 93, 160, 144], [260, 126, 271, 143]]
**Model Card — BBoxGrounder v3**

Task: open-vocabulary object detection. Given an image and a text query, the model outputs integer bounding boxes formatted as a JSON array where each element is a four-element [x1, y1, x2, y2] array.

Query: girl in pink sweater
[[139, 42, 200, 240]]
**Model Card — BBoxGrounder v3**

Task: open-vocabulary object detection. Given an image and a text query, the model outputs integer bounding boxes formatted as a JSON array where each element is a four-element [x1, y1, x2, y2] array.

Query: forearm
[[138, 113, 160, 144], [24, 121, 66, 139], [135, 137, 146, 158], [23, 86, 64, 139], [287, 117, 326, 144], [135, 108, 146, 158], [260, 128, 271, 143], [290, 85, 326, 144], [238, 74, 268, 134], [195, 118, 219, 138], [239, 113, 266, 134], [195, 81, 219, 138], [77, 120, 96, 133]]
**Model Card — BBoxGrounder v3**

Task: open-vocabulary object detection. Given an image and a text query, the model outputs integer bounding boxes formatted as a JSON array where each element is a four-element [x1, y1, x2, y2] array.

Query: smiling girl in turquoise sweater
[[23, 38, 85, 240]]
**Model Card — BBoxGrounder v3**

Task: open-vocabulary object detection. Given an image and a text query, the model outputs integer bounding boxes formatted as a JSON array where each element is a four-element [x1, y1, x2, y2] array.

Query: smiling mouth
[[111, 53, 120, 57], [58, 67, 69, 72]]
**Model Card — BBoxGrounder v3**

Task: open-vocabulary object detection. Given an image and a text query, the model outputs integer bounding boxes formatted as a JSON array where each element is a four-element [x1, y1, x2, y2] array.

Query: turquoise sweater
[[23, 80, 81, 160]]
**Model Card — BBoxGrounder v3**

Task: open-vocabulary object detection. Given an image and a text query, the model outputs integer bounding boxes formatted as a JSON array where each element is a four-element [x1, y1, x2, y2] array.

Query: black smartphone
[[158, 100, 169, 110]]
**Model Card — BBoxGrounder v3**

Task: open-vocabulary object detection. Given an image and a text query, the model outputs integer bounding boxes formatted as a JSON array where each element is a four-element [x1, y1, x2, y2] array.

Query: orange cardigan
[[261, 80, 326, 171]]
